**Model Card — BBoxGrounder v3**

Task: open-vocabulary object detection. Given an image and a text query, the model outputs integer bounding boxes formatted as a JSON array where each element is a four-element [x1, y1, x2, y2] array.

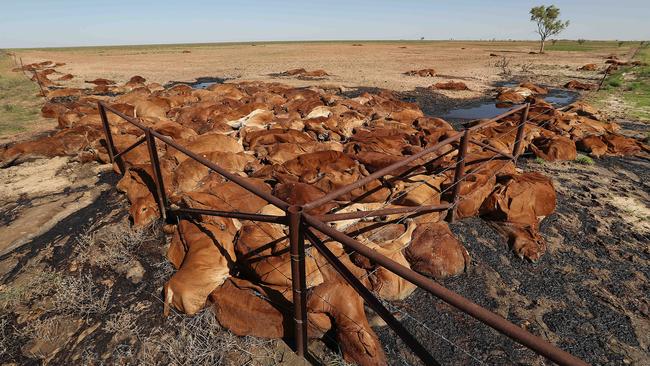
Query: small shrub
[[19, 316, 70, 342], [0, 270, 62, 310], [75, 221, 158, 269], [0, 316, 8, 358], [2, 104, 17, 112], [140, 309, 283, 365], [494, 56, 513, 76], [608, 79, 622, 88], [575, 154, 594, 165], [52, 272, 112, 320], [577, 39, 586, 45], [618, 41, 625, 47], [520, 61, 535, 73], [103, 310, 141, 336]]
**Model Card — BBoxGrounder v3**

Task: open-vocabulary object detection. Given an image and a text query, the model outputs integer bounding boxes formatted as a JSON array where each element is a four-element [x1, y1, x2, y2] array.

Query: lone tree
[[530, 5, 569, 53]]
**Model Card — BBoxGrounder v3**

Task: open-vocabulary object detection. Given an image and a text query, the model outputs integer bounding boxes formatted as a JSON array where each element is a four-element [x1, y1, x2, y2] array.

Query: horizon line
[[4, 38, 646, 51]]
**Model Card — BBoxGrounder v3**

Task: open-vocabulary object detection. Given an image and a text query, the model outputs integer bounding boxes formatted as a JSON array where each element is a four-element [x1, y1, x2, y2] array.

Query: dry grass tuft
[[75, 221, 159, 269], [103, 309, 141, 336], [137, 309, 283, 365], [19, 316, 69, 342], [0, 316, 9, 358], [52, 272, 111, 320], [0, 269, 62, 310]]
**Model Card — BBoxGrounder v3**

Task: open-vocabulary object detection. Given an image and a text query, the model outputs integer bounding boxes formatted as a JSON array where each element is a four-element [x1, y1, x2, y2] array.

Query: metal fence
[[98, 100, 588, 366]]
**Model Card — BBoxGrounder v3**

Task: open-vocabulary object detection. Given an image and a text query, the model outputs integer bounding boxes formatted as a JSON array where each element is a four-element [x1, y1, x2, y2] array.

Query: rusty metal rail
[[98, 99, 589, 366]]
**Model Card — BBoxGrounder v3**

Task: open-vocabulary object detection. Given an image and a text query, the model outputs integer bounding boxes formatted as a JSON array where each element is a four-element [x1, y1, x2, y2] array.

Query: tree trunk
[[539, 39, 545, 53]]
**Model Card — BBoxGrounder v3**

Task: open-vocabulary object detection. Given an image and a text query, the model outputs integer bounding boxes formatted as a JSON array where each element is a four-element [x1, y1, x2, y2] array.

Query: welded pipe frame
[[98, 100, 589, 365]]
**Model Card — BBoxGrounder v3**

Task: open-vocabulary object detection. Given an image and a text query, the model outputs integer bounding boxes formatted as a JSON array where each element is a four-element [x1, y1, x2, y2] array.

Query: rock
[[575, 322, 595, 336], [125, 260, 145, 284], [22, 316, 84, 362]]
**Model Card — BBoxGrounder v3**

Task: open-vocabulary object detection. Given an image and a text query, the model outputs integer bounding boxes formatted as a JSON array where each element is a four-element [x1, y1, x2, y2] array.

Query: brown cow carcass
[[481, 172, 556, 261]]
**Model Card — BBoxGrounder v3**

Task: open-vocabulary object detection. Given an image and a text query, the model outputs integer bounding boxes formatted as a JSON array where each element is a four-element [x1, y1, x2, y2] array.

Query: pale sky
[[1, 0, 648, 48]]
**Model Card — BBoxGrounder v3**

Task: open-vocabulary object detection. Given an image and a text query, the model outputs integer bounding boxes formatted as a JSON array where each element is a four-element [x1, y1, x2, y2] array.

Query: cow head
[[129, 196, 159, 227]]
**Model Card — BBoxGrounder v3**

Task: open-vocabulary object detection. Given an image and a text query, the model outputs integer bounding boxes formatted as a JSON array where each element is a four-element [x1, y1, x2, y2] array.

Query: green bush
[[575, 154, 594, 165], [608, 79, 622, 88]]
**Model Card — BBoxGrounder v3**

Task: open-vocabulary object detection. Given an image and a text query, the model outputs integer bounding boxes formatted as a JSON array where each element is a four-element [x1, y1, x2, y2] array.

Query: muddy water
[[440, 86, 579, 122], [164, 76, 229, 89]]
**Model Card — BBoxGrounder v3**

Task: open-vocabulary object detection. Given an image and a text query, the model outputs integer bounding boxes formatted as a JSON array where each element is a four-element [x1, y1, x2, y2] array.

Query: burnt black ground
[[376, 156, 650, 366]]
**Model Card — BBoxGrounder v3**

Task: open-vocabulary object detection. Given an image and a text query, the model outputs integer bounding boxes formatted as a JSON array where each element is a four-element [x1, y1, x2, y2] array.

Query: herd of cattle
[[3, 60, 649, 365]]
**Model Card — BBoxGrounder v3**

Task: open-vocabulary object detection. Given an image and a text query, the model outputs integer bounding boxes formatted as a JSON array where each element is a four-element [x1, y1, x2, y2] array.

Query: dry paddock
[[1, 41, 648, 365], [14, 41, 634, 95]]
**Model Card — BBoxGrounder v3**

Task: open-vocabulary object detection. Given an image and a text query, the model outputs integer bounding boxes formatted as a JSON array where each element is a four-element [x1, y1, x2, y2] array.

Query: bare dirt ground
[[1, 41, 648, 365], [16, 41, 632, 94]]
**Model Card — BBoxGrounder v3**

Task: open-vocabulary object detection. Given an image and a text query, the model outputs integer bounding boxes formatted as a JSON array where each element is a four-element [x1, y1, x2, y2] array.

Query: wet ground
[[429, 80, 579, 123], [438, 85, 577, 122], [164, 76, 229, 89]]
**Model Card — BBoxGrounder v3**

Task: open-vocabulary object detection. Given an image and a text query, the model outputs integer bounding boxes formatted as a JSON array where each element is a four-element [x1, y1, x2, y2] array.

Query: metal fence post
[[288, 205, 308, 357], [512, 103, 530, 164], [145, 129, 168, 220], [32, 70, 47, 101], [446, 129, 470, 223], [19, 57, 28, 78], [98, 102, 125, 173]]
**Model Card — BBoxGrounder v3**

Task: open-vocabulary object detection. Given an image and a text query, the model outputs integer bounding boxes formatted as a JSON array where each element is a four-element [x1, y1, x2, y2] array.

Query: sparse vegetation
[[577, 38, 586, 45], [103, 309, 142, 336], [575, 154, 595, 165], [589, 44, 650, 121], [519, 61, 535, 73], [0, 52, 46, 136], [137, 309, 285, 365], [52, 272, 112, 320], [75, 221, 159, 269], [0, 316, 9, 358], [0, 269, 63, 310], [495, 56, 513, 76], [534, 157, 547, 165], [19, 316, 75, 343], [545, 40, 631, 52]]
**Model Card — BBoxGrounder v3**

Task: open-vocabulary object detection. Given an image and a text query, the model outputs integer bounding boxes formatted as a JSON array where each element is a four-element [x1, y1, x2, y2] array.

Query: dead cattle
[[481, 172, 556, 261], [164, 219, 237, 316], [406, 222, 470, 279]]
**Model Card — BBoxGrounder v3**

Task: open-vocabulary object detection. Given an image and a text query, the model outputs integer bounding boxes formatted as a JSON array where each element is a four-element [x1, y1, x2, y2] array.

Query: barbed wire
[[380, 297, 487, 365]]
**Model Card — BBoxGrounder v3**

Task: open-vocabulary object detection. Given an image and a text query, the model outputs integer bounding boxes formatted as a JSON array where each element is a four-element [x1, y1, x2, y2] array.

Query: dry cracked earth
[[0, 86, 648, 365]]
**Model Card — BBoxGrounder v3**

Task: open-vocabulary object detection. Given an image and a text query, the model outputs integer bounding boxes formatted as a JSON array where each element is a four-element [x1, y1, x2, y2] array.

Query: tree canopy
[[530, 5, 569, 53]]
